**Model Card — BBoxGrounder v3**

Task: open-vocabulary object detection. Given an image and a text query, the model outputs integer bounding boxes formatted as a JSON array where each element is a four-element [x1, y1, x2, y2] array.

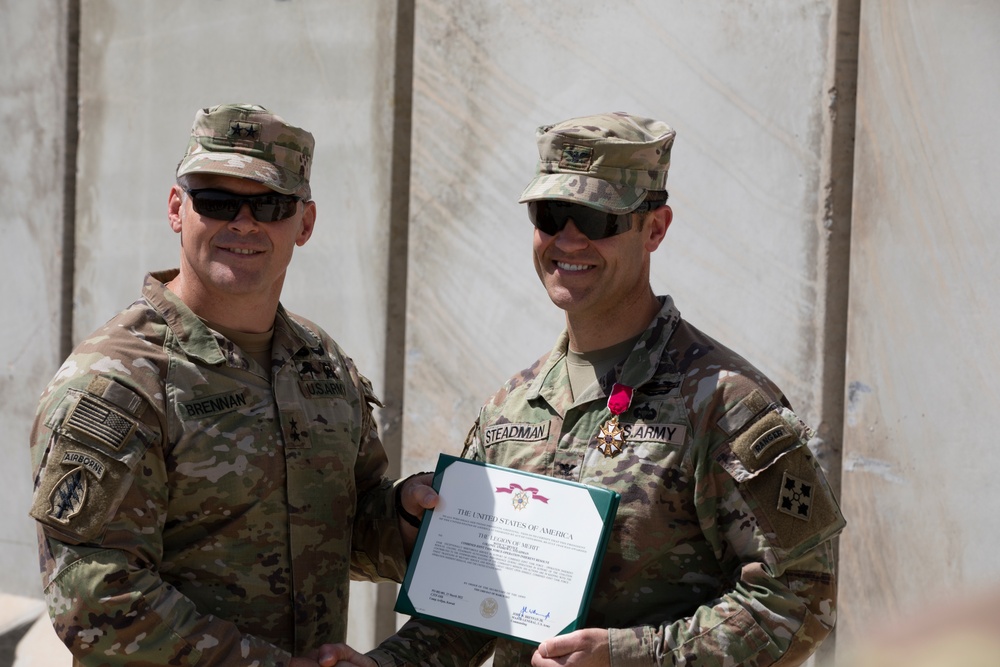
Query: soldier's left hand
[[398, 472, 438, 555], [315, 642, 376, 667], [531, 628, 610, 667]]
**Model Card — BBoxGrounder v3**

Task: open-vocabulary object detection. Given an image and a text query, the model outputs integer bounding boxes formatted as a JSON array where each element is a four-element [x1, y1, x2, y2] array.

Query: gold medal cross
[[597, 415, 626, 457]]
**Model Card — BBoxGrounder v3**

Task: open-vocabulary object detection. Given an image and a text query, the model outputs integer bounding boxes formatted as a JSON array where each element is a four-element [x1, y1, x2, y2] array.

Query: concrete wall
[[403, 0, 854, 478], [400, 1, 855, 663], [0, 1, 74, 660], [2, 0, 407, 655], [73, 0, 402, 372], [2, 0, 999, 662], [839, 0, 1000, 647], [78, 0, 405, 651], [0, 0, 71, 599]]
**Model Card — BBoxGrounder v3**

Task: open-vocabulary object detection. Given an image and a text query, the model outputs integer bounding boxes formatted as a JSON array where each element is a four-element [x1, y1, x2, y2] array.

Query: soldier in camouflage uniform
[[321, 112, 845, 667], [29, 104, 435, 667]]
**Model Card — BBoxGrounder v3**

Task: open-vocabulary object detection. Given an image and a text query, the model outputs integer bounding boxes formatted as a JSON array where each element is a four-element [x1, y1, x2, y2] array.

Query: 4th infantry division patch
[[777, 471, 813, 521]]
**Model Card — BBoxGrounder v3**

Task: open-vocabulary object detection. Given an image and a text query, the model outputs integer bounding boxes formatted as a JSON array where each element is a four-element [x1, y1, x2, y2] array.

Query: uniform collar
[[525, 295, 682, 408], [144, 270, 227, 365], [143, 270, 317, 368]]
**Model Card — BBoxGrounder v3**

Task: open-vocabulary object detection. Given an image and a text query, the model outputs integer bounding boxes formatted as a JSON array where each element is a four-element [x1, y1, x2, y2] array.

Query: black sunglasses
[[184, 188, 303, 223], [527, 200, 664, 241]]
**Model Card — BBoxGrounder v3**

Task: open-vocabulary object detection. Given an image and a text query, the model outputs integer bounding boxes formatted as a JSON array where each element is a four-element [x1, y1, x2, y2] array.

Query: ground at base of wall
[[0, 594, 71, 667]]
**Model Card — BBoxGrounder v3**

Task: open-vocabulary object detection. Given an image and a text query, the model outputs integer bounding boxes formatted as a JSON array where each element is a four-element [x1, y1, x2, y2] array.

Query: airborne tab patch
[[65, 395, 136, 451], [61, 450, 106, 479]]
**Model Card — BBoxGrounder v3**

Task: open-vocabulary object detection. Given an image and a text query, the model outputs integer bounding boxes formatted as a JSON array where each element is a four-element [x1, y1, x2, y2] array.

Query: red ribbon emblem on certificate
[[496, 482, 549, 510], [597, 383, 633, 458]]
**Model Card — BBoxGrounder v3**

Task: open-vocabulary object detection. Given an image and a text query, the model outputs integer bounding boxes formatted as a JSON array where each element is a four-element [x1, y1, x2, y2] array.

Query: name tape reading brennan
[[177, 390, 248, 420]]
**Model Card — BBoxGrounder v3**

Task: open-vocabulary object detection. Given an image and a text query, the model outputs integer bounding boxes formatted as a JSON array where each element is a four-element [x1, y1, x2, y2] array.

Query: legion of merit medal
[[597, 418, 625, 457], [597, 383, 634, 458]]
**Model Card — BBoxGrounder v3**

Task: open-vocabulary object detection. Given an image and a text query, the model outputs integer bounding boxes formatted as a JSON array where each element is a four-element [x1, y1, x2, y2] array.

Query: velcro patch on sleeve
[[729, 411, 798, 475], [31, 381, 151, 544], [63, 394, 137, 452], [30, 431, 134, 543], [717, 389, 772, 436], [85, 375, 146, 417], [741, 447, 846, 556]]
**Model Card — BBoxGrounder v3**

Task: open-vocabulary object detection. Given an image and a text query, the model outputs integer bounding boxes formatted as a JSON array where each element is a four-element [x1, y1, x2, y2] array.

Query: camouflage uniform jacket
[[369, 296, 845, 667], [29, 270, 408, 666]]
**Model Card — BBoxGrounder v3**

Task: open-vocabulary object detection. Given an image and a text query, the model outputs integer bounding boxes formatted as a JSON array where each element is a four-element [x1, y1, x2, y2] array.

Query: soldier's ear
[[168, 185, 184, 233], [296, 200, 316, 247], [644, 205, 672, 252]]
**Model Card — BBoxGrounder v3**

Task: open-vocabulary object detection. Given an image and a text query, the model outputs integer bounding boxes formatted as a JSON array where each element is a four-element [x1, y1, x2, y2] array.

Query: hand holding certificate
[[395, 455, 619, 645]]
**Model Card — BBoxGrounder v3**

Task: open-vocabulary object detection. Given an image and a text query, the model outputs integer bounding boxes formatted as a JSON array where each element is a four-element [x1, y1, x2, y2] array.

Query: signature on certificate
[[516, 606, 551, 621]]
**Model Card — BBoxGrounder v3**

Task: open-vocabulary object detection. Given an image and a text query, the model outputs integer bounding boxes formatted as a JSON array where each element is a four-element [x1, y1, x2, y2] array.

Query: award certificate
[[395, 454, 619, 645]]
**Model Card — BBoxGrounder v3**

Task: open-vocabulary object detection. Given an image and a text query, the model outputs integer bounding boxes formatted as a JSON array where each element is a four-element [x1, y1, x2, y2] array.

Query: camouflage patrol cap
[[519, 111, 675, 213], [176, 103, 314, 195]]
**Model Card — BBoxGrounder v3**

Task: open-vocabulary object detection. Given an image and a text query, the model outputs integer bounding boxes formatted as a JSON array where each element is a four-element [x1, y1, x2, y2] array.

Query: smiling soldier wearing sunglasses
[[325, 112, 844, 667], [29, 104, 436, 667]]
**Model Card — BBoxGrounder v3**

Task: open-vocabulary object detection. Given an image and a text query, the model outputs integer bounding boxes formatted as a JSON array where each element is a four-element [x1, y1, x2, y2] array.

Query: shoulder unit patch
[[776, 470, 813, 521], [741, 447, 845, 556], [48, 467, 88, 524]]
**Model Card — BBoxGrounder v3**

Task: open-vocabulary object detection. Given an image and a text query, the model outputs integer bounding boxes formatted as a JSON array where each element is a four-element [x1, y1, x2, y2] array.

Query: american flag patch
[[65, 395, 136, 451]]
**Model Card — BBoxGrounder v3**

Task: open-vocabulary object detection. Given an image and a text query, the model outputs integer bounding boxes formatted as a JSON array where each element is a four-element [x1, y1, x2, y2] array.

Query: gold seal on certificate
[[395, 455, 620, 645]]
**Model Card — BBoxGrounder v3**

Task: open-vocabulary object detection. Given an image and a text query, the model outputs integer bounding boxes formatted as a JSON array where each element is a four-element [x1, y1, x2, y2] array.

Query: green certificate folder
[[395, 454, 620, 645]]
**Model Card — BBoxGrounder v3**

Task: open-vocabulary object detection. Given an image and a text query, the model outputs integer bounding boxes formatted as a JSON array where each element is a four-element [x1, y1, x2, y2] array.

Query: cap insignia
[[559, 144, 593, 171], [228, 121, 260, 140]]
